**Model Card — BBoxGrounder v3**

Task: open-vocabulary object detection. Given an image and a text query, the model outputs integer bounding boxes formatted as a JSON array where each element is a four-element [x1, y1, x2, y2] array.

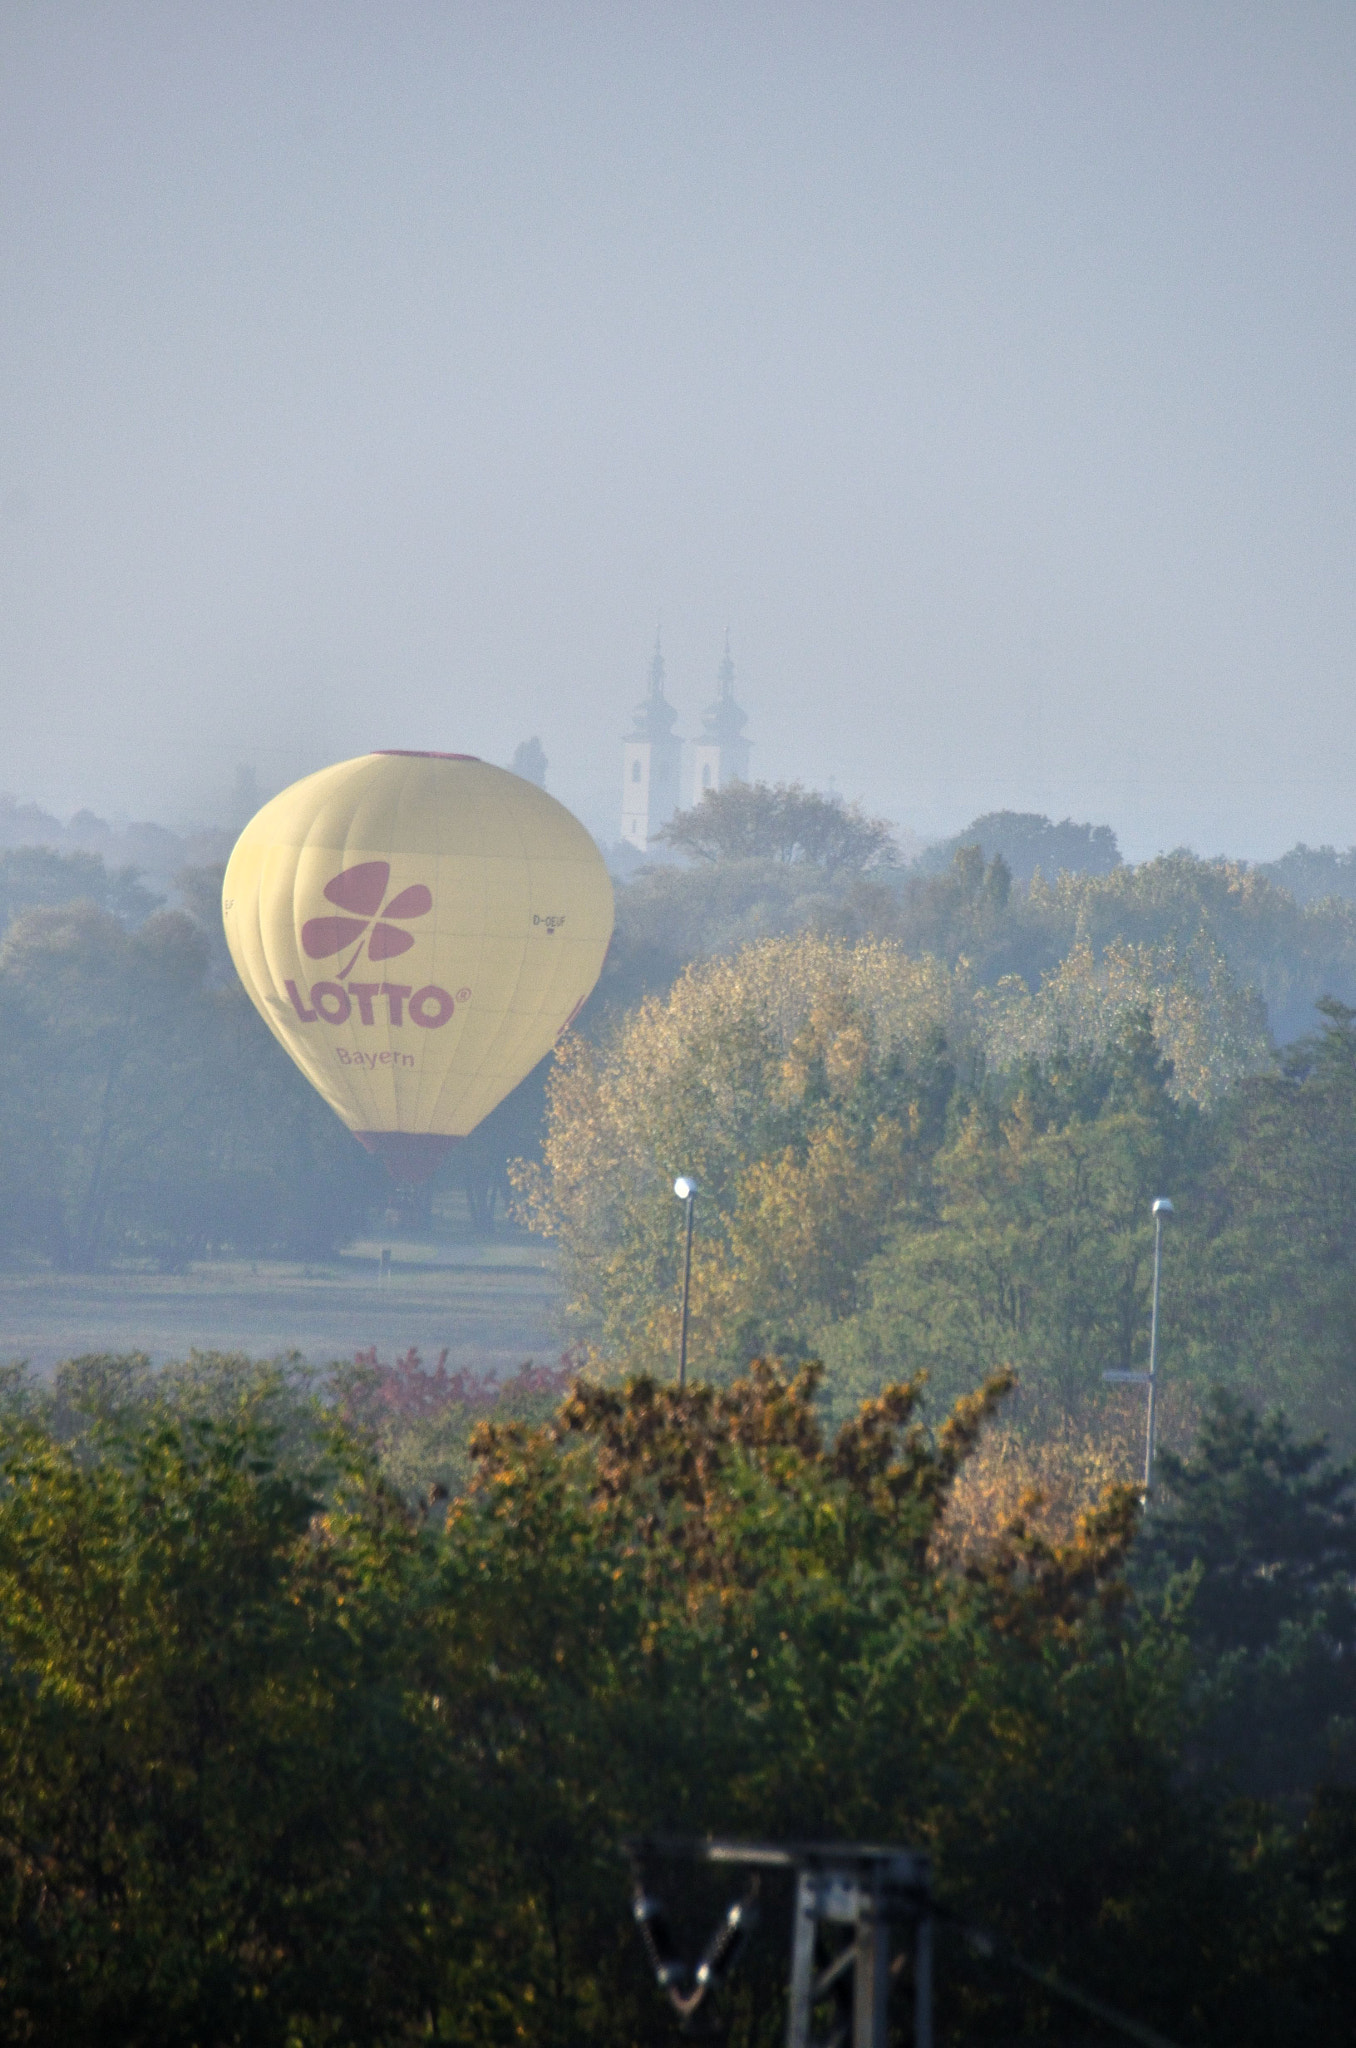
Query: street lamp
[[673, 1176, 696, 1391], [1104, 1196, 1174, 1499], [1143, 1196, 1174, 1495]]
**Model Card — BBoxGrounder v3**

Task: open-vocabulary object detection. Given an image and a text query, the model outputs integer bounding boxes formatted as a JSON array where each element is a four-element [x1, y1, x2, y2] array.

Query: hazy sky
[[2, 3, 1353, 859]]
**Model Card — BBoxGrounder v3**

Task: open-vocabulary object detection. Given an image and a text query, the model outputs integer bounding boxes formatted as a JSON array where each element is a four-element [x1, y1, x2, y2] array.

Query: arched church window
[[702, 764, 712, 789], [631, 759, 641, 783]]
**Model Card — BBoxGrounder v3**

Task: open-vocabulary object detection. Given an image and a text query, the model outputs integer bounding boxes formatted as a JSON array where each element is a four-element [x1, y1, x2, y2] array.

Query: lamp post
[[1143, 1196, 1174, 1496], [1103, 1196, 1173, 1499], [673, 1177, 696, 1391]]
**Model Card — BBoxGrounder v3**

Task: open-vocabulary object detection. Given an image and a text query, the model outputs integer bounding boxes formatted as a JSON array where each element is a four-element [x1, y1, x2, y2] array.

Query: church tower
[[691, 634, 750, 804], [620, 634, 683, 852]]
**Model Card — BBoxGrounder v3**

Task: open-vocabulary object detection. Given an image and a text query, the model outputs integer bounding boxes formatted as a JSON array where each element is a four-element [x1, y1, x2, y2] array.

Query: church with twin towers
[[620, 634, 751, 852]]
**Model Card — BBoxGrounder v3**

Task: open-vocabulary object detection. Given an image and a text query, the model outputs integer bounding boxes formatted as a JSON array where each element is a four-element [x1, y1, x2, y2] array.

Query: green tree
[[917, 809, 1123, 886], [886, 846, 1356, 1049], [825, 1011, 1199, 1422], [978, 930, 1271, 1107], [0, 845, 162, 933], [658, 780, 898, 871], [0, 900, 380, 1267], [1190, 998, 1356, 1433], [1261, 841, 1356, 907], [1137, 1388, 1356, 1800], [0, 1395, 459, 2042], [0, 903, 217, 1268]]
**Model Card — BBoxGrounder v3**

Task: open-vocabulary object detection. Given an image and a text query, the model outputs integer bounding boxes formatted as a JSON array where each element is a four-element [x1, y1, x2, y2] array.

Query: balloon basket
[[355, 1132, 459, 1184]]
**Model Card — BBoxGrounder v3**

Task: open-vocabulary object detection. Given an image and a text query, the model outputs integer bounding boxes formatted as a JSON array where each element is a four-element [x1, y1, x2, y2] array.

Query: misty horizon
[[3, 5, 1354, 864], [6, 767, 1355, 894]]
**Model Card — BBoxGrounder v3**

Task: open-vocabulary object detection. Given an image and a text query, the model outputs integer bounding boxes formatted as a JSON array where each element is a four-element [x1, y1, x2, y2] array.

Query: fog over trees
[[5, 793, 1356, 1270], [4, 794, 1356, 2038]]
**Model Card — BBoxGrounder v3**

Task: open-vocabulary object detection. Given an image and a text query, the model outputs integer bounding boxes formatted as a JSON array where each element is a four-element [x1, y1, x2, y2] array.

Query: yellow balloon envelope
[[222, 752, 614, 1178]]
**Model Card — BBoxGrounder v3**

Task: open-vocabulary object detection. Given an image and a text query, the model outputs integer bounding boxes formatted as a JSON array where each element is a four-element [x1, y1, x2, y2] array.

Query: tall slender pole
[[914, 1911, 934, 2048], [678, 1188, 694, 1392], [1143, 1198, 1172, 1496]]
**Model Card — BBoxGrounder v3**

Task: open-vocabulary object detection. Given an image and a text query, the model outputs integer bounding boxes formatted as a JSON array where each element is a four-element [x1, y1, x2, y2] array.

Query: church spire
[[717, 627, 735, 700], [698, 634, 747, 743], [630, 627, 678, 741], [620, 628, 683, 852], [691, 633, 751, 802]]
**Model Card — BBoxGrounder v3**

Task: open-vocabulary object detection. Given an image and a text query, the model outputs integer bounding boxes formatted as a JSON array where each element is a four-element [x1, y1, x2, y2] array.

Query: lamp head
[[1152, 1197, 1174, 1217], [673, 1176, 696, 1202]]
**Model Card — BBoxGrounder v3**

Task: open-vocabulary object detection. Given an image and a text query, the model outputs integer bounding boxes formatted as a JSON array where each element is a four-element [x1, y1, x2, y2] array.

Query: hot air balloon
[[222, 752, 614, 1178]]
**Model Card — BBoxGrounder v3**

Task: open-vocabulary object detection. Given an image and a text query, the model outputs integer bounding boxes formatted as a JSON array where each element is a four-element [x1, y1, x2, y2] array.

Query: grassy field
[[0, 1217, 563, 1379]]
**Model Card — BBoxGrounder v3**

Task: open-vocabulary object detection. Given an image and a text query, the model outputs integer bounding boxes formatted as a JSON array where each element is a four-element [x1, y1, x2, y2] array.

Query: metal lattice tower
[[626, 1837, 933, 2048]]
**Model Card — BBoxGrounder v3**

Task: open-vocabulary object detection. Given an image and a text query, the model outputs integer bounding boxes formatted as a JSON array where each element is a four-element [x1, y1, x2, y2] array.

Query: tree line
[[522, 926, 1356, 1454], [5, 797, 1356, 1272], [0, 1346, 1352, 2043]]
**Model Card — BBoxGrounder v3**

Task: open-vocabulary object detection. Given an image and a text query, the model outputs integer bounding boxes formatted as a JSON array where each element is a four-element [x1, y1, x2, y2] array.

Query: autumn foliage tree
[[515, 937, 960, 1377], [0, 1353, 1353, 2043], [426, 1357, 1331, 2045], [519, 930, 1281, 1440]]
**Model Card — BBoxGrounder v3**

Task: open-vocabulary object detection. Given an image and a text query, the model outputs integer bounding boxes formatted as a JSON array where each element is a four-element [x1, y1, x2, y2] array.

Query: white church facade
[[619, 636, 751, 851], [620, 638, 683, 853]]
